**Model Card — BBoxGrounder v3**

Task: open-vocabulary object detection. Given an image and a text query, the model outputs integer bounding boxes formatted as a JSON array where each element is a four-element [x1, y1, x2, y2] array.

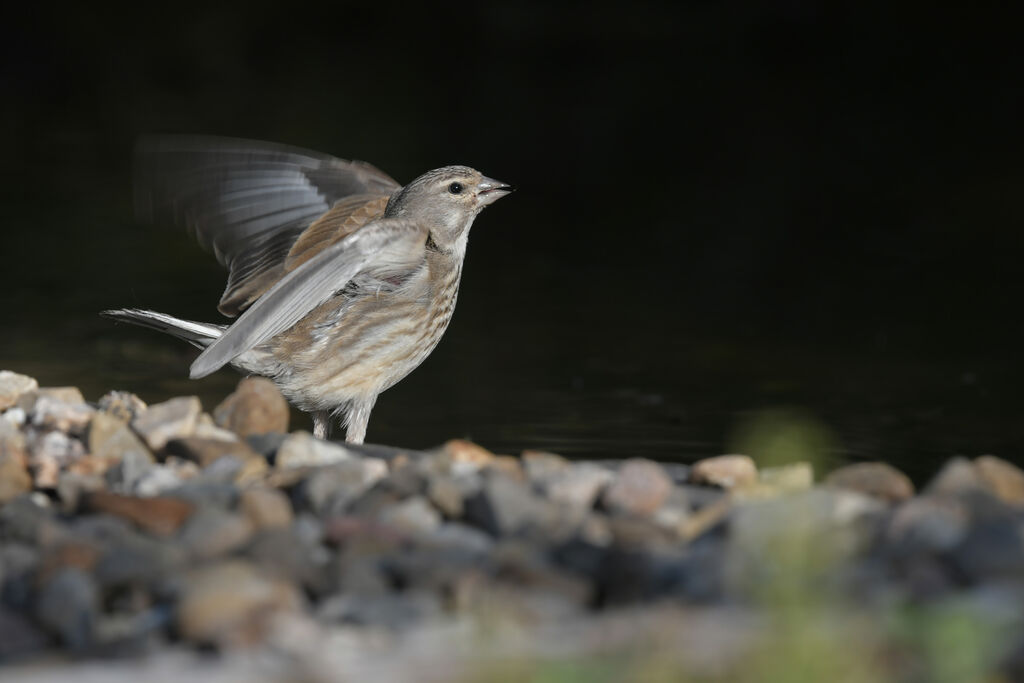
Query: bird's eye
[[448, 182, 464, 195]]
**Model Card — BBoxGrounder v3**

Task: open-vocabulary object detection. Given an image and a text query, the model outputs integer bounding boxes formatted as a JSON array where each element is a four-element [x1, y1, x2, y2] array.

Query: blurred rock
[[55, 471, 105, 512], [0, 605, 50, 659], [104, 447, 156, 493], [690, 455, 758, 490], [85, 492, 194, 536], [886, 495, 968, 553], [165, 436, 259, 469], [426, 475, 465, 517], [30, 395, 95, 435], [239, 487, 293, 530], [35, 567, 99, 651], [276, 431, 357, 469], [0, 371, 38, 411], [130, 396, 201, 452], [464, 473, 557, 536], [176, 560, 303, 647], [974, 455, 1024, 506], [601, 459, 672, 517], [213, 377, 290, 437], [29, 430, 86, 488], [437, 439, 497, 475], [0, 444, 31, 505], [825, 462, 914, 503], [378, 496, 442, 536], [543, 463, 613, 510], [97, 391, 147, 422], [301, 459, 388, 515], [16, 387, 84, 414], [925, 457, 988, 497], [521, 449, 570, 483], [178, 507, 254, 560]]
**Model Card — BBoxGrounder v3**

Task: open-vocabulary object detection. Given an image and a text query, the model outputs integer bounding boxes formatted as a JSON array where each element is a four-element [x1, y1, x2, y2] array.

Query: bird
[[103, 135, 513, 443]]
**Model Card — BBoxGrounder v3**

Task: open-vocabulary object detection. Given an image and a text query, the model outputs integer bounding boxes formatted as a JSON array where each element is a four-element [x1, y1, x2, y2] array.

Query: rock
[[438, 439, 497, 475], [192, 415, 243, 442], [974, 455, 1024, 505], [378, 496, 442, 536], [29, 430, 86, 488], [0, 606, 50, 659], [276, 431, 357, 469], [887, 495, 970, 553], [0, 371, 38, 411], [464, 473, 557, 537], [30, 395, 95, 435], [301, 459, 388, 515], [825, 462, 914, 503], [925, 457, 988, 497], [213, 377, 290, 437], [317, 591, 443, 630], [545, 463, 613, 510], [85, 491, 194, 536], [601, 459, 673, 517], [97, 391, 147, 422], [1, 406, 26, 426], [87, 411, 128, 454], [244, 530, 329, 593], [426, 475, 465, 517], [15, 386, 84, 414], [93, 534, 186, 588], [165, 436, 259, 469], [176, 560, 303, 647], [239, 487, 294, 530], [690, 455, 758, 490], [521, 450, 570, 483], [132, 464, 187, 497], [104, 447, 156, 493], [759, 462, 814, 491], [0, 446, 31, 505], [950, 500, 1024, 580], [35, 567, 99, 651], [130, 396, 201, 452], [55, 471, 105, 511], [0, 495, 66, 546], [178, 507, 254, 559]]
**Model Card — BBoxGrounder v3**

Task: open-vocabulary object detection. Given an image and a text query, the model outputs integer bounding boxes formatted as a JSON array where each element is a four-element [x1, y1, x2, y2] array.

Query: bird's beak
[[477, 176, 514, 206]]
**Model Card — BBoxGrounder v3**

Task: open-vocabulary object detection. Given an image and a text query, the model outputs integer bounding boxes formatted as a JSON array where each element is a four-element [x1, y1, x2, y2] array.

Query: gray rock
[[276, 431, 359, 469], [132, 464, 187, 497], [0, 542, 40, 609], [97, 391, 147, 422], [925, 457, 989, 497], [164, 436, 258, 469], [545, 463, 613, 510], [826, 461, 914, 503], [464, 473, 556, 536], [213, 377, 290, 437], [301, 459, 388, 514], [317, 590, 443, 630], [0, 495, 65, 546], [94, 535, 186, 588], [1, 406, 27, 426], [0, 439, 31, 505], [0, 371, 38, 411], [30, 395, 95, 435], [601, 459, 673, 517], [35, 567, 99, 651], [130, 396, 201, 452], [56, 471, 106, 511], [0, 605, 50, 659], [521, 450, 570, 484], [15, 386, 84, 414], [104, 447, 156, 493], [887, 495, 969, 553], [690, 455, 758, 490], [974, 455, 1024, 506], [378, 496, 442, 536], [177, 507, 254, 559], [244, 529, 330, 593], [426, 475, 465, 517], [29, 429, 86, 488]]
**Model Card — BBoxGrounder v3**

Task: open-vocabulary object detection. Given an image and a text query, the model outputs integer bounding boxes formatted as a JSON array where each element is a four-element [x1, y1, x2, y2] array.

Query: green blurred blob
[[728, 406, 838, 471]]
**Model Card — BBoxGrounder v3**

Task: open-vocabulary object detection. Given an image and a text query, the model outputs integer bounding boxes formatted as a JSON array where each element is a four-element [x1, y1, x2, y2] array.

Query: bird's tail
[[101, 308, 225, 349]]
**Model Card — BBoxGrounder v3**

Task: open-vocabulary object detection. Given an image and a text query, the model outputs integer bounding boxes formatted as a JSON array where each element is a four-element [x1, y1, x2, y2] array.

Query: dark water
[[3, 2, 1023, 482]]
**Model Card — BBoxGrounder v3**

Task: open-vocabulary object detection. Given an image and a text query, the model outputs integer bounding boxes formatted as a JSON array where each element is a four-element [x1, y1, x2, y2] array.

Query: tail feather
[[101, 308, 224, 349]]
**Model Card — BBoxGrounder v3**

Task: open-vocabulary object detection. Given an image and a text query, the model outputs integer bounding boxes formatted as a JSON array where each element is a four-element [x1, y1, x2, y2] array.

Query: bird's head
[[385, 166, 513, 253]]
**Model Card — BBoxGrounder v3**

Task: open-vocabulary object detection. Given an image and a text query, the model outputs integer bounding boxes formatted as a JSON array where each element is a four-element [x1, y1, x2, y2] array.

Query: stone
[[165, 436, 259, 469], [239, 487, 294, 530], [55, 471, 105, 511], [132, 464, 187, 497], [35, 567, 99, 651], [178, 507, 254, 559], [758, 462, 814, 491], [974, 455, 1024, 505], [276, 431, 357, 469], [85, 491, 194, 536], [0, 447, 31, 505], [426, 475, 464, 517], [438, 439, 497, 475], [130, 396, 201, 452], [1, 406, 26, 426], [925, 457, 988, 497], [521, 450, 570, 483], [213, 377, 290, 437], [176, 560, 303, 647], [825, 461, 914, 503], [301, 459, 388, 515], [601, 459, 673, 517], [193, 415, 243, 442], [15, 386, 84, 413], [378, 495, 442, 536], [464, 473, 556, 536], [104, 447, 156, 493], [93, 534, 186, 588], [97, 390, 147, 421], [318, 591, 443, 630], [30, 395, 95, 435], [690, 455, 758, 490], [0, 606, 49, 659], [0, 371, 38, 411], [244, 529, 329, 593], [29, 430, 86, 488], [0, 495, 66, 546], [545, 463, 613, 509], [87, 411, 128, 453]]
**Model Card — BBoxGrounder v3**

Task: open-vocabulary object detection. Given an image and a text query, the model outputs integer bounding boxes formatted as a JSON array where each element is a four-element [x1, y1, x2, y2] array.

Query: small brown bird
[[104, 136, 513, 443]]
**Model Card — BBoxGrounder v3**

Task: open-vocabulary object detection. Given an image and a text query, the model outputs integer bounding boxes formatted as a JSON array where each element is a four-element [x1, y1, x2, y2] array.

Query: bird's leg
[[312, 410, 333, 440], [342, 396, 377, 444]]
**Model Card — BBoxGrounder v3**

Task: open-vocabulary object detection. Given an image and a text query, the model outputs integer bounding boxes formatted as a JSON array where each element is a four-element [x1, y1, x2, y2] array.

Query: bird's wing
[[134, 135, 401, 316], [189, 217, 428, 379]]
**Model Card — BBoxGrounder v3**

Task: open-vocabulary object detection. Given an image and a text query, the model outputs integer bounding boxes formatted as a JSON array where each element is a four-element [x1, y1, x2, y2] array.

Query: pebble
[[240, 487, 294, 530], [16, 386, 84, 414], [176, 560, 303, 647], [825, 461, 914, 503], [0, 438, 31, 504], [887, 496, 969, 553], [30, 430, 86, 488], [378, 495, 442, 536], [130, 396, 202, 452], [301, 459, 388, 515], [30, 395, 95, 435], [543, 463, 613, 510], [0, 371, 38, 411], [601, 458, 673, 517], [925, 456, 988, 497], [213, 377, 290, 437], [690, 454, 758, 490], [276, 431, 356, 469], [973, 455, 1024, 505], [464, 472, 557, 536], [178, 507, 254, 560], [35, 568, 99, 651], [85, 491, 195, 536], [97, 391, 147, 422], [165, 436, 260, 469]]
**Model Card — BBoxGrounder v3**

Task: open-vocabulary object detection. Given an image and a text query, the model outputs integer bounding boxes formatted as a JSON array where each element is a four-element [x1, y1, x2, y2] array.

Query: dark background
[[2, 2, 1022, 479]]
